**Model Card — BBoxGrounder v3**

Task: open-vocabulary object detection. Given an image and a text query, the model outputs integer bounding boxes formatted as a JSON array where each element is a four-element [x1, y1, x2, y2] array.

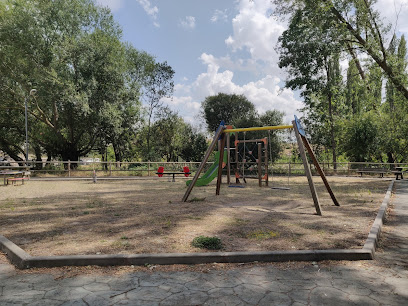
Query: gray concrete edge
[[0, 180, 394, 269], [0, 235, 31, 269], [363, 179, 395, 257]]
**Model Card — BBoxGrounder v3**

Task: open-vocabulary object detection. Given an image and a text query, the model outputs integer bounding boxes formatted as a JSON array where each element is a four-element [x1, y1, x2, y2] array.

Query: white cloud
[[166, 0, 408, 130], [136, 0, 159, 27], [193, 59, 302, 124], [95, 0, 124, 12], [211, 9, 228, 23], [179, 16, 196, 30], [225, 0, 285, 66], [209, 0, 287, 76], [165, 55, 302, 126], [160, 95, 202, 126], [164, 0, 303, 128], [200, 53, 259, 74]]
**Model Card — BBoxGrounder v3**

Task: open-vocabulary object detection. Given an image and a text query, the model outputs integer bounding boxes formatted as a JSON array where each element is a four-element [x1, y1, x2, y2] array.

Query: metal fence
[[1, 160, 406, 178]]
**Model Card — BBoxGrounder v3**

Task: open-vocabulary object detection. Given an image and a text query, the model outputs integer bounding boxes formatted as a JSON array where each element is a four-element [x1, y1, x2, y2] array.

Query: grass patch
[[191, 236, 222, 250]]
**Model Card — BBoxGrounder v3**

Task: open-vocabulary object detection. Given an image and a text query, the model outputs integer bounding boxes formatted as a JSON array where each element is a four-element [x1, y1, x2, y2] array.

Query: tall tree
[[142, 62, 175, 161], [340, 111, 381, 162], [277, 8, 344, 166], [202, 93, 257, 132], [0, 0, 169, 163], [151, 107, 183, 162], [273, 0, 408, 101], [179, 126, 208, 162], [346, 59, 364, 115], [381, 34, 408, 163], [0, 0, 127, 161]]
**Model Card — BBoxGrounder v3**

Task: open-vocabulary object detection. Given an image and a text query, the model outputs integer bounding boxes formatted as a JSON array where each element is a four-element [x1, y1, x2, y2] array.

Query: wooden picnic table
[[395, 167, 408, 180], [357, 168, 387, 178], [0, 171, 29, 185]]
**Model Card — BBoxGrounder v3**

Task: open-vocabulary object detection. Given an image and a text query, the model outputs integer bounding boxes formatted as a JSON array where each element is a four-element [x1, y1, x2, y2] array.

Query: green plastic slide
[[186, 151, 227, 187]]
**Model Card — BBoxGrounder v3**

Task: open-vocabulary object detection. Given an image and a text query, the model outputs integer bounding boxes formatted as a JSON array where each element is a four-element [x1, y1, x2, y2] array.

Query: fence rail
[[0, 160, 406, 178]]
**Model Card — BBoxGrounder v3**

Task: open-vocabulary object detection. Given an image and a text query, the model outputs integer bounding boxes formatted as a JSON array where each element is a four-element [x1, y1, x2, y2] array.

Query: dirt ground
[[0, 176, 390, 257]]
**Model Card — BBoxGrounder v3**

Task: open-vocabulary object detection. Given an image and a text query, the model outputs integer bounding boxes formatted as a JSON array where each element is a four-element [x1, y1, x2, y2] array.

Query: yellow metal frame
[[223, 125, 293, 133]]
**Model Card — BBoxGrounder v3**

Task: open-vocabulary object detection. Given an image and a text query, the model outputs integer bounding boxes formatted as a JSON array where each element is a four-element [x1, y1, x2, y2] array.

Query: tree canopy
[[274, 0, 408, 163], [201, 93, 284, 162], [201, 93, 257, 132], [0, 0, 183, 163]]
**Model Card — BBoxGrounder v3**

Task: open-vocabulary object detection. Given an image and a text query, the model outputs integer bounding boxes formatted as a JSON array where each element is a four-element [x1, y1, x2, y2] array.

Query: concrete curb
[[0, 180, 395, 269], [363, 179, 395, 257], [0, 235, 31, 269]]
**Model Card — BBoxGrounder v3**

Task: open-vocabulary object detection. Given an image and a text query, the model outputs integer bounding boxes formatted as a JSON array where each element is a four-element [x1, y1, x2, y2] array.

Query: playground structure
[[185, 131, 269, 188], [182, 116, 340, 215], [228, 136, 269, 187], [186, 151, 227, 187]]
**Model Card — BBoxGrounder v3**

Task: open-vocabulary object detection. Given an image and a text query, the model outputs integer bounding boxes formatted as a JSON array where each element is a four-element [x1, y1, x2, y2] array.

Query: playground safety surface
[[0, 179, 407, 305], [0, 176, 390, 258]]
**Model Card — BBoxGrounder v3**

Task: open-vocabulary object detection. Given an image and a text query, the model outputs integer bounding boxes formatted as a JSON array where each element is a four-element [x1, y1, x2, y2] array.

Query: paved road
[[1, 180, 407, 305]]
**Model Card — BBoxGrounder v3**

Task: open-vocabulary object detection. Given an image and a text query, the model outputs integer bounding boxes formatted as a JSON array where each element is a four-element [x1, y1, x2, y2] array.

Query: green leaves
[[202, 93, 257, 132], [0, 0, 176, 163]]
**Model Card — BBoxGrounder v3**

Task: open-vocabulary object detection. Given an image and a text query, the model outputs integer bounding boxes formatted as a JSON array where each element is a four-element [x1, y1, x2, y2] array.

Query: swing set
[[230, 135, 269, 187], [182, 116, 339, 216]]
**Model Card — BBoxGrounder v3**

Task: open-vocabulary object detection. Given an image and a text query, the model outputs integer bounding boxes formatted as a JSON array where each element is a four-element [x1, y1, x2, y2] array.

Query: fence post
[[289, 162, 291, 176], [347, 162, 350, 176], [109, 162, 112, 176], [68, 160, 71, 177], [148, 161, 151, 177]]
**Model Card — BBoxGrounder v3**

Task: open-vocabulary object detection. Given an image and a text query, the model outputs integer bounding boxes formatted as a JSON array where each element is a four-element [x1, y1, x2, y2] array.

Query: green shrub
[[191, 236, 222, 250]]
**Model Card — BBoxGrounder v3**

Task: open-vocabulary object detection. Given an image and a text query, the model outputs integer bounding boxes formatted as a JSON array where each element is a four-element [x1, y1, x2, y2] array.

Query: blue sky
[[96, 0, 408, 128]]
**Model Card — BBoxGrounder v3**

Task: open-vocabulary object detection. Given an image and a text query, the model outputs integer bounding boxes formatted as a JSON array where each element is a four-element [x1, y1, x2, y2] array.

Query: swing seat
[[183, 166, 190, 177], [271, 187, 290, 190]]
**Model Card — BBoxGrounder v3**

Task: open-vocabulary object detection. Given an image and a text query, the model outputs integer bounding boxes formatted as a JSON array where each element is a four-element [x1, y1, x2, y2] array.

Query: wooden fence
[[0, 160, 406, 178]]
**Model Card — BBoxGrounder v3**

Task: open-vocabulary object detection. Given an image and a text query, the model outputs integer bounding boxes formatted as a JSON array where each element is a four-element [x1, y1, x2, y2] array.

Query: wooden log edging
[[0, 180, 394, 269]]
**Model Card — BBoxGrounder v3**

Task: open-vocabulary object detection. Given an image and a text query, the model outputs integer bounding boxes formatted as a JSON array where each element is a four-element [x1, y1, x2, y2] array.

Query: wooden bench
[[390, 171, 403, 180], [393, 167, 407, 180], [357, 168, 388, 178], [7, 177, 29, 186]]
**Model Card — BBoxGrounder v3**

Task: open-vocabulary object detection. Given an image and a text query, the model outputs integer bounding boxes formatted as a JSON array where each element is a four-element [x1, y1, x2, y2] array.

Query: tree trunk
[[387, 152, 395, 164], [147, 114, 152, 162], [328, 93, 337, 170], [61, 149, 80, 169], [33, 145, 43, 170], [112, 141, 122, 162]]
